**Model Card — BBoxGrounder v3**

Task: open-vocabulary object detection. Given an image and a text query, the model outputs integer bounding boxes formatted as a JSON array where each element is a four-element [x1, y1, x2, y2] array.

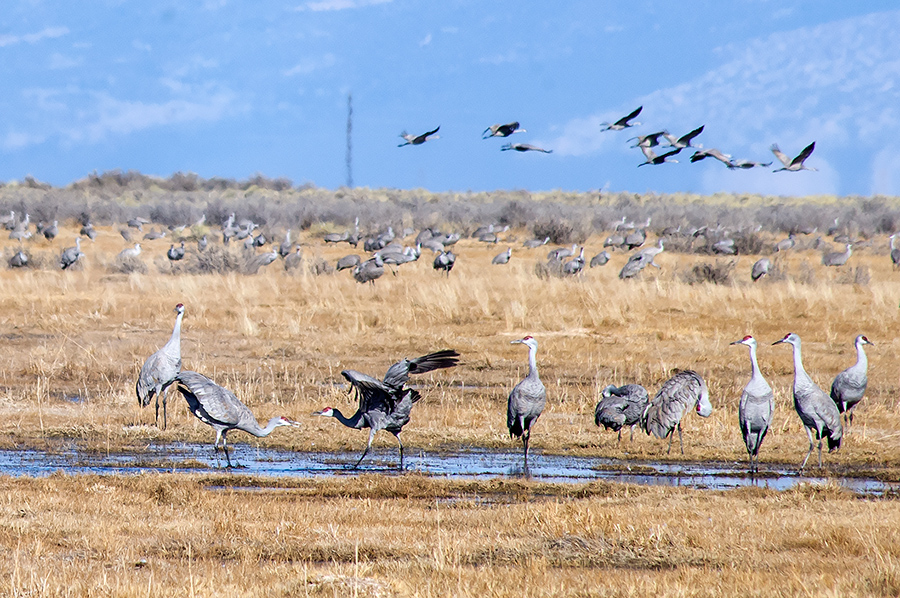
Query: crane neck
[[854, 340, 868, 369], [329, 407, 366, 430], [245, 417, 288, 438], [748, 343, 763, 381], [788, 342, 812, 388], [167, 311, 184, 348], [527, 345, 539, 378]]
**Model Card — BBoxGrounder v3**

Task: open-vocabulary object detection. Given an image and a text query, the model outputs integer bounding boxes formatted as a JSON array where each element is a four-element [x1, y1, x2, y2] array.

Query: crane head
[[174, 303, 184, 314], [730, 335, 754, 347], [772, 332, 799, 346], [312, 407, 334, 417], [859, 335, 873, 346], [276, 416, 301, 428], [511, 335, 538, 351]]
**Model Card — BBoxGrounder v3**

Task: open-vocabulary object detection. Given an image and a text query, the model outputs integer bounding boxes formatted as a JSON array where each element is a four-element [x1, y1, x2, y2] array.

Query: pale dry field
[[0, 221, 899, 596]]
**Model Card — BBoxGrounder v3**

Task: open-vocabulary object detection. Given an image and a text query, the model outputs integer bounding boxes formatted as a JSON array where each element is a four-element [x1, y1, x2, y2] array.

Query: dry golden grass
[[2, 222, 900, 595]]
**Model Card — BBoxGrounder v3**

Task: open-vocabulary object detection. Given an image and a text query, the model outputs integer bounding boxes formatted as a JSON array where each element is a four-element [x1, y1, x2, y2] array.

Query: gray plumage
[[284, 247, 303, 271], [399, 126, 440, 146], [638, 146, 680, 167], [501, 143, 552, 153], [433, 250, 455, 275], [751, 258, 771, 281], [118, 243, 141, 260], [589, 251, 610, 267], [136, 303, 184, 430], [640, 370, 713, 455], [483, 121, 525, 138], [547, 244, 577, 261], [890, 234, 900, 269], [600, 105, 642, 131], [492, 247, 511, 265], [278, 230, 293, 257], [197, 235, 208, 252], [314, 349, 460, 469], [771, 141, 817, 172], [166, 242, 185, 261], [689, 148, 733, 167], [594, 384, 649, 443], [822, 243, 851, 267], [80, 222, 96, 241], [773, 333, 842, 471], [662, 125, 704, 151], [43, 220, 58, 241], [8, 250, 28, 268], [775, 234, 796, 252], [830, 334, 872, 434], [173, 370, 299, 468], [562, 247, 585, 275], [523, 237, 549, 249], [353, 255, 385, 284], [507, 336, 546, 465], [59, 238, 84, 270], [336, 254, 362, 271], [246, 249, 279, 274], [731, 336, 775, 473]]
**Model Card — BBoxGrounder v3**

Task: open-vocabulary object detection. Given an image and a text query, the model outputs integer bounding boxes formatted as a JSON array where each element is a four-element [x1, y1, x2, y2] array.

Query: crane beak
[[772, 339, 784, 345], [729, 340, 742, 345]]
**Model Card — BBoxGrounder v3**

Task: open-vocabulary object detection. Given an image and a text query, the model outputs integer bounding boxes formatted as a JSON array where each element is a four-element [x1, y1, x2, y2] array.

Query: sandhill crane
[[284, 247, 303, 271], [729, 159, 772, 170], [314, 349, 460, 469], [8, 250, 28, 268], [143, 229, 166, 241], [563, 247, 585, 275], [604, 232, 625, 249], [638, 146, 680, 167], [422, 238, 445, 253], [167, 242, 185, 261], [712, 238, 736, 255], [771, 141, 817, 172], [523, 237, 550, 249], [483, 121, 525, 138], [640, 370, 712, 454], [689, 148, 733, 167], [278, 230, 293, 257], [246, 249, 278, 274], [127, 217, 149, 231], [624, 227, 647, 251], [772, 333, 842, 470], [59, 238, 84, 270], [43, 220, 58, 241], [600, 106, 642, 131], [197, 235, 208, 252], [751, 258, 771, 281], [731, 336, 775, 473], [80, 222, 96, 241], [507, 336, 546, 466], [118, 243, 141, 260], [628, 131, 666, 149], [354, 255, 385, 284], [594, 384, 649, 443], [173, 370, 299, 468], [501, 143, 552, 153], [136, 303, 184, 430], [590, 251, 610, 267], [492, 247, 511, 265], [433, 250, 455, 276], [822, 244, 851, 267], [663, 125, 704, 151], [830, 334, 872, 434], [336, 254, 362, 271], [398, 126, 440, 147], [618, 252, 654, 279], [548, 244, 576, 261], [890, 234, 900, 269], [775, 234, 796, 252]]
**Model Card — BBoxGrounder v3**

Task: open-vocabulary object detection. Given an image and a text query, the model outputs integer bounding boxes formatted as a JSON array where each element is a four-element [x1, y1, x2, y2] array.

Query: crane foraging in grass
[[640, 370, 712, 455], [314, 349, 460, 469], [173, 370, 300, 468], [136, 303, 184, 430], [594, 384, 649, 443], [830, 334, 872, 435]]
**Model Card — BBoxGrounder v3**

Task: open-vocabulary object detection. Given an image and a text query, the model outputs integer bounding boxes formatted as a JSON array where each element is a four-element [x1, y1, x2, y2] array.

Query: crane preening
[[314, 349, 460, 469], [640, 370, 712, 454]]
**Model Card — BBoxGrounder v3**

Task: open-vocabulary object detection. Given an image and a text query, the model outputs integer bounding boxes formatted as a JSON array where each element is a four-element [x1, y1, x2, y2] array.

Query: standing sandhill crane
[[689, 148, 733, 167], [638, 146, 680, 167], [336, 254, 362, 271], [492, 247, 512, 265], [136, 303, 184, 430], [548, 244, 577, 261], [173, 370, 299, 468], [284, 246, 303, 271], [775, 234, 796, 253], [635, 238, 664, 266], [624, 225, 648, 250], [353, 255, 385, 285], [890, 234, 900, 269], [43, 220, 58, 241], [80, 222, 96, 241], [507, 336, 546, 466], [59, 238, 84, 270], [167, 242, 185, 261], [731, 336, 775, 473], [640, 370, 713, 455], [314, 349, 460, 469], [751, 258, 771, 281], [501, 143, 552, 153], [118, 243, 141, 260], [830, 334, 872, 434], [433, 250, 455, 276], [594, 384, 649, 443], [278, 230, 293, 257], [772, 333, 842, 471], [663, 125, 704, 151], [822, 243, 851, 267], [398, 126, 440, 147], [197, 235, 208, 252], [600, 106, 642, 131], [483, 121, 525, 138], [563, 247, 585, 275], [771, 141, 817, 172], [523, 237, 550, 249], [590, 251, 610, 268]]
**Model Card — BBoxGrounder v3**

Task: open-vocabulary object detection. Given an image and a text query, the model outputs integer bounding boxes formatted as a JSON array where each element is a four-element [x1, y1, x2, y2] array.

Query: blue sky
[[2, 1, 900, 196]]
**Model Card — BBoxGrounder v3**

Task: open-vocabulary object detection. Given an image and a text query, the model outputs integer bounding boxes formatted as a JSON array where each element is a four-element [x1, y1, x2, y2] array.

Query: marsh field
[[1, 178, 900, 596]]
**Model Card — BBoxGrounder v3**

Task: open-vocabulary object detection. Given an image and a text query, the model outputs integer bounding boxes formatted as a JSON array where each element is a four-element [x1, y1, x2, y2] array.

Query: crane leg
[[677, 423, 684, 455], [161, 392, 167, 431], [799, 427, 815, 472], [354, 430, 376, 468], [817, 437, 823, 468], [523, 429, 531, 465], [629, 425, 635, 442], [617, 429, 622, 444], [666, 430, 674, 455]]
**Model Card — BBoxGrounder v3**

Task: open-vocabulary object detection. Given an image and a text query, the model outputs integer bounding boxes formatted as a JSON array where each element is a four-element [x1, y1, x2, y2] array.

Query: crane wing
[[792, 141, 815, 166], [770, 144, 791, 167], [342, 369, 395, 412], [383, 349, 460, 388], [678, 125, 704, 144], [174, 371, 245, 427], [616, 105, 642, 126]]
